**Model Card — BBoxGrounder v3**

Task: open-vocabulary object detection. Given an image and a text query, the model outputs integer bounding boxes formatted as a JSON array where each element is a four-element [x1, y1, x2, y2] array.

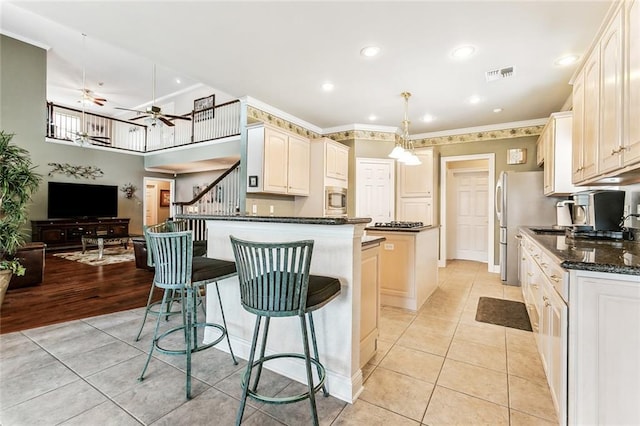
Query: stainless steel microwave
[[325, 186, 347, 216]]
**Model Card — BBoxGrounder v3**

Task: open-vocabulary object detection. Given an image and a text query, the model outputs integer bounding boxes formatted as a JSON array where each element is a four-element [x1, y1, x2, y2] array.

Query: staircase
[[173, 161, 240, 240]]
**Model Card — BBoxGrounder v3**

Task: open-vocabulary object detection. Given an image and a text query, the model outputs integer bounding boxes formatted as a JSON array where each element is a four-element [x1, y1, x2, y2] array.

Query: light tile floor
[[0, 260, 558, 425]]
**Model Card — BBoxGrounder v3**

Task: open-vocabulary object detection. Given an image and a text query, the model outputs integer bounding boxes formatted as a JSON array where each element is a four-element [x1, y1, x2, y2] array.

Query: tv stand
[[32, 218, 130, 251]]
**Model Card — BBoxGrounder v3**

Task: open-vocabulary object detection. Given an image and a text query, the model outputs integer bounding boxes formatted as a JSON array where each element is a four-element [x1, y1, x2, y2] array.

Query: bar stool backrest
[[230, 236, 314, 317], [146, 230, 194, 290], [166, 219, 188, 232], [143, 222, 171, 268]]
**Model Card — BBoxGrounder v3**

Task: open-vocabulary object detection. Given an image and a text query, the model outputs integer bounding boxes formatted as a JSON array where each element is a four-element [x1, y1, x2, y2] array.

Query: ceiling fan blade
[[92, 100, 105, 106], [90, 137, 111, 145], [94, 97, 107, 102], [115, 107, 146, 113], [89, 135, 110, 140], [163, 114, 192, 121], [128, 115, 147, 121], [158, 116, 175, 127]]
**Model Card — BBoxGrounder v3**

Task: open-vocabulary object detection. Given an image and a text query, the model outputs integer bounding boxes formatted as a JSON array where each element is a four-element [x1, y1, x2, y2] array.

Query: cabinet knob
[[550, 274, 561, 282]]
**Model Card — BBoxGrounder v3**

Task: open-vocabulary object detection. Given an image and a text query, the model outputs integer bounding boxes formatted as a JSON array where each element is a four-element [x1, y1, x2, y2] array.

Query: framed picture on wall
[[160, 189, 170, 207], [193, 94, 215, 112]]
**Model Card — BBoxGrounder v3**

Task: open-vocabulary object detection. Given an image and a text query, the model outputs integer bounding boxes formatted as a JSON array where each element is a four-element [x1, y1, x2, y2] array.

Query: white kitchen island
[[201, 215, 371, 404]]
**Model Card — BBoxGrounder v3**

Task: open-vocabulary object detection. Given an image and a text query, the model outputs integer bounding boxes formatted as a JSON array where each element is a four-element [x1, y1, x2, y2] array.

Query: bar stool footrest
[[244, 353, 326, 404], [154, 323, 227, 355]]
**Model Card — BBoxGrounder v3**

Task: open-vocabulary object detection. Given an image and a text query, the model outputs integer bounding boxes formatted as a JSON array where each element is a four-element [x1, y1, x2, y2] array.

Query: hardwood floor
[[0, 252, 157, 334]]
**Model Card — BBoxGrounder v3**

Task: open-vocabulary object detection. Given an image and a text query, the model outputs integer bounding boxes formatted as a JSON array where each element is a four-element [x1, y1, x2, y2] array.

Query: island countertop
[[181, 214, 371, 225], [519, 227, 640, 275]]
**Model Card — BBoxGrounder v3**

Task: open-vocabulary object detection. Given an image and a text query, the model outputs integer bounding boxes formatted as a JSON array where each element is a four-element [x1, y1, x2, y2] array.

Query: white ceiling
[[2, 1, 613, 136]]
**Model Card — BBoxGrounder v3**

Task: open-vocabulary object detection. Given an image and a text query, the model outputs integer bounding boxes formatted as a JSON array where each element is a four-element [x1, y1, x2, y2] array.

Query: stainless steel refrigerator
[[495, 171, 557, 285]]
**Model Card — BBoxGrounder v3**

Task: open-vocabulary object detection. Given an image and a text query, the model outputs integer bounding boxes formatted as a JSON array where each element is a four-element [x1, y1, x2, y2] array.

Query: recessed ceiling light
[[451, 45, 476, 59], [360, 46, 380, 57], [368, 114, 377, 121], [468, 95, 482, 104], [555, 54, 579, 66], [175, 78, 182, 84], [322, 82, 334, 92], [493, 108, 503, 113], [422, 114, 434, 122]]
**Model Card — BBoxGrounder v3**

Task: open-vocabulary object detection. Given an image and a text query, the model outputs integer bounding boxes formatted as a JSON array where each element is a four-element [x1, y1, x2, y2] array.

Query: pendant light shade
[[389, 92, 421, 165]]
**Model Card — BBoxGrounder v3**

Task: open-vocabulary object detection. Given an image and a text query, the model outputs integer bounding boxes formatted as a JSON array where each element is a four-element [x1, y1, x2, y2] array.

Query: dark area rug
[[475, 297, 533, 332]]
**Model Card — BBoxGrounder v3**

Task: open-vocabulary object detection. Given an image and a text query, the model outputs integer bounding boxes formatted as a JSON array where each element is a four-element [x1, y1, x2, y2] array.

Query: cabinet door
[[378, 235, 414, 298], [536, 137, 545, 166], [599, 8, 624, 173], [287, 134, 310, 195], [624, 0, 640, 165], [360, 245, 380, 368], [41, 228, 66, 244], [263, 127, 289, 194], [569, 272, 640, 425], [398, 149, 433, 197], [583, 47, 600, 180], [397, 198, 432, 225], [326, 142, 349, 181], [572, 70, 586, 184], [542, 121, 555, 195]]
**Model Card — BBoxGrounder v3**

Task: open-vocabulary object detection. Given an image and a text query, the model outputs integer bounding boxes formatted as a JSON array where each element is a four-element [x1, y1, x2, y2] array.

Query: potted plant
[[0, 131, 41, 306]]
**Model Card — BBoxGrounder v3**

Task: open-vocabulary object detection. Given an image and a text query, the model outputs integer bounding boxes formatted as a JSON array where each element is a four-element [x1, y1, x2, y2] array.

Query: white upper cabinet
[[247, 124, 310, 196], [325, 140, 349, 182], [624, 0, 640, 165], [541, 112, 578, 196], [398, 148, 434, 198]]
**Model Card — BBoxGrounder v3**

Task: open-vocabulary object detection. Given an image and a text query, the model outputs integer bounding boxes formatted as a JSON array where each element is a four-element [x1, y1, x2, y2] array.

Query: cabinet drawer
[[539, 251, 568, 301]]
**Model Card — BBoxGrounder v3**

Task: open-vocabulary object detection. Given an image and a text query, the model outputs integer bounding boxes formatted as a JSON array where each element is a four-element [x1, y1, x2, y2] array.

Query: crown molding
[[411, 117, 548, 140], [242, 96, 323, 135], [322, 123, 398, 135], [0, 30, 50, 51]]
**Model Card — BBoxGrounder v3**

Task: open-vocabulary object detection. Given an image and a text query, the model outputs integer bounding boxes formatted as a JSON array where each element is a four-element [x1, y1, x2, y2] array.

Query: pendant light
[[388, 92, 421, 165]]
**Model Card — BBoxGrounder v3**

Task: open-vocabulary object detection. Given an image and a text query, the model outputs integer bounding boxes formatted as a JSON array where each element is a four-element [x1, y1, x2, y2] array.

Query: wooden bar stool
[[138, 229, 237, 399], [230, 236, 341, 426]]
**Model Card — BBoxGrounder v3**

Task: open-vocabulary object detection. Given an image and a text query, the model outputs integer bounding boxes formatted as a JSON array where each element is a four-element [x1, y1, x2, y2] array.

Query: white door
[[454, 170, 488, 262], [145, 183, 158, 226], [356, 158, 394, 223]]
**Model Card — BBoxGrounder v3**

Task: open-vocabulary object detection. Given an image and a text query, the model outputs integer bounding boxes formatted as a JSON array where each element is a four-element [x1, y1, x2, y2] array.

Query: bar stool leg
[[215, 282, 238, 364], [185, 288, 194, 399], [236, 315, 263, 426], [139, 288, 171, 381], [307, 312, 329, 397], [135, 282, 158, 341], [251, 316, 271, 392], [300, 314, 320, 426]]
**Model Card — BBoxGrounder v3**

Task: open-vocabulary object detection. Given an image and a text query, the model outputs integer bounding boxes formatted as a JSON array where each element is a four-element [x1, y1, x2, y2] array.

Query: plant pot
[[0, 269, 12, 308]]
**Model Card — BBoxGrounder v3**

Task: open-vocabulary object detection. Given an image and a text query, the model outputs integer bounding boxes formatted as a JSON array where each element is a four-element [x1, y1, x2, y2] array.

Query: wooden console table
[[32, 218, 130, 251]]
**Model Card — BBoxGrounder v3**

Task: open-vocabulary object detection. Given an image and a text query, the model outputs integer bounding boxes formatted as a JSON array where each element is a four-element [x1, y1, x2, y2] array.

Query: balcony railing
[[46, 100, 241, 153]]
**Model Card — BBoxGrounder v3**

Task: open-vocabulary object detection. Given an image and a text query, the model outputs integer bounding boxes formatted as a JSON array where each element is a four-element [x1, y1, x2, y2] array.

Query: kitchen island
[[365, 224, 440, 311], [201, 215, 371, 403]]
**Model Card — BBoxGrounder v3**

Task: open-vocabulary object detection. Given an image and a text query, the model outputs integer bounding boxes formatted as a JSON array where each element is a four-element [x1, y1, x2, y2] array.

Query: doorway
[[143, 177, 175, 226], [439, 154, 495, 272], [355, 158, 395, 223]]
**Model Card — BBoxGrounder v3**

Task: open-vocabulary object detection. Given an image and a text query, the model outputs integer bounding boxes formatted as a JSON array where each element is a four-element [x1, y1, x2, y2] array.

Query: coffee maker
[[569, 190, 626, 238], [555, 200, 574, 228]]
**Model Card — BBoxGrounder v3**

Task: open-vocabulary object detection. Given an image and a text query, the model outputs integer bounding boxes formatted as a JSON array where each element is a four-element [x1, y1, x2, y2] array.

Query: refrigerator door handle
[[495, 177, 503, 223]]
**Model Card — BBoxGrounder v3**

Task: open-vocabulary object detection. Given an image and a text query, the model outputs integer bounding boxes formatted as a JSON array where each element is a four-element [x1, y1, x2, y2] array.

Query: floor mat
[[475, 296, 533, 331]]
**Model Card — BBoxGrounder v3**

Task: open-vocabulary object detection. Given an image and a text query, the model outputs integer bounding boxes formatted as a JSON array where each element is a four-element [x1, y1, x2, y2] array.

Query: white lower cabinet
[[520, 230, 640, 425], [360, 242, 381, 368], [568, 270, 640, 425]]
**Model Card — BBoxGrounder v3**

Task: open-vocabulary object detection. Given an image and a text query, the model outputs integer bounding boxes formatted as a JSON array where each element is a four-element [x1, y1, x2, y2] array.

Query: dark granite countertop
[[362, 236, 385, 247], [365, 225, 439, 233], [520, 227, 640, 276], [187, 214, 372, 225]]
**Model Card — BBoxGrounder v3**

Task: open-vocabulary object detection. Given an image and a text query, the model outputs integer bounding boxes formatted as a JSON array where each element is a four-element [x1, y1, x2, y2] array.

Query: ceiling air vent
[[485, 66, 515, 82]]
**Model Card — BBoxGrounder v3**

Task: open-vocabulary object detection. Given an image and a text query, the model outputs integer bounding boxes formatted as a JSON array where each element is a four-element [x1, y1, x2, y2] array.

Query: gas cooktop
[[371, 221, 424, 229]]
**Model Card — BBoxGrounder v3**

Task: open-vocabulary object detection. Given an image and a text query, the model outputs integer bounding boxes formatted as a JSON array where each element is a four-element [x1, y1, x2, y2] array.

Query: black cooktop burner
[[373, 221, 424, 228], [565, 228, 632, 241]]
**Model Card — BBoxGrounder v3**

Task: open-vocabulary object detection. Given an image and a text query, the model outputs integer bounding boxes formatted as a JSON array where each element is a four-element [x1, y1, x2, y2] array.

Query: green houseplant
[[0, 131, 41, 305]]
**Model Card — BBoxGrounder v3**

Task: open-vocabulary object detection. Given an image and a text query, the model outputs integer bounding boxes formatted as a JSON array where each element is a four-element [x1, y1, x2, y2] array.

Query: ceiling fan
[[115, 64, 191, 127], [68, 33, 111, 146], [79, 88, 107, 107]]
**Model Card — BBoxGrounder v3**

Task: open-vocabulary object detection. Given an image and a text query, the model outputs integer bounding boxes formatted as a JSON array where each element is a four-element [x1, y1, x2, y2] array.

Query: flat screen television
[[48, 182, 118, 219]]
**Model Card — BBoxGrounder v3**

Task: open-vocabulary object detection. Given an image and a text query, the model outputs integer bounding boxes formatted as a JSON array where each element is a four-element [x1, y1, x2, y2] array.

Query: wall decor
[[120, 183, 137, 199], [507, 148, 527, 165], [47, 163, 104, 179], [194, 94, 215, 112], [160, 189, 171, 207]]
